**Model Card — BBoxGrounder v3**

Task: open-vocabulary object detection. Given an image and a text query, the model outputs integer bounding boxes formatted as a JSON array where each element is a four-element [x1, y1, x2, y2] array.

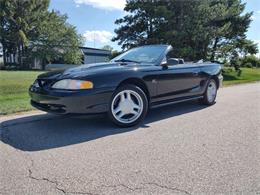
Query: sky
[[49, 0, 260, 52]]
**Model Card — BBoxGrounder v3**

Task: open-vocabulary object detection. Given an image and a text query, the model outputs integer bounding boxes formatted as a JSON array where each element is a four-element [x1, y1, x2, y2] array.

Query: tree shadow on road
[[0, 101, 207, 151]]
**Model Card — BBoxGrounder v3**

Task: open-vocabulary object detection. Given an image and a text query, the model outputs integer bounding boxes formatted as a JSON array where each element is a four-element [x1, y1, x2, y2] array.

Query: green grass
[[0, 68, 259, 115], [0, 70, 44, 115], [223, 68, 260, 86]]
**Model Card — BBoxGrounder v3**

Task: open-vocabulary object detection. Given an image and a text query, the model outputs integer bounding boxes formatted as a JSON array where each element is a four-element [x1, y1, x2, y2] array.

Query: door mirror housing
[[161, 58, 179, 67], [161, 58, 185, 67], [167, 58, 179, 66], [161, 61, 168, 67]]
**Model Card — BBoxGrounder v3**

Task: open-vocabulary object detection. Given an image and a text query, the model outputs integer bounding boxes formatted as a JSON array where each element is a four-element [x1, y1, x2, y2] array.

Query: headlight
[[52, 79, 93, 90]]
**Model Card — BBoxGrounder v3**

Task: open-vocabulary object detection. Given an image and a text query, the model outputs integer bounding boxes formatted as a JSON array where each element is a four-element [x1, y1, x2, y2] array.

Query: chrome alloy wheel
[[111, 90, 144, 124], [207, 80, 217, 103]]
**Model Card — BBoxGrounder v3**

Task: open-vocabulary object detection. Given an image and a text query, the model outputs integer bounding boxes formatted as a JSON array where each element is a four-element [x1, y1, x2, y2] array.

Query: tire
[[200, 79, 218, 105], [108, 84, 148, 127]]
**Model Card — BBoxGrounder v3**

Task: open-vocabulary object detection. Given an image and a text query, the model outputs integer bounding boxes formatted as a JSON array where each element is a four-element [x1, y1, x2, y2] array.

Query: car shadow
[[0, 101, 207, 151]]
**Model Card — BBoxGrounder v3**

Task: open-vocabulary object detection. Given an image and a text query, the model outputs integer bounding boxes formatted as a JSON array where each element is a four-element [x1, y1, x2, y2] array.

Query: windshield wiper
[[115, 59, 140, 63]]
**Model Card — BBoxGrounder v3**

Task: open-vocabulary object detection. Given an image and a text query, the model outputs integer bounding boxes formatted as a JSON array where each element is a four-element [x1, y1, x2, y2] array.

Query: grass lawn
[[0, 68, 259, 115], [0, 70, 44, 115], [222, 68, 260, 86]]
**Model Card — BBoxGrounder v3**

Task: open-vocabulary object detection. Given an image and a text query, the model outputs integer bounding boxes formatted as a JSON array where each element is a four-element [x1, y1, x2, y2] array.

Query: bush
[[2, 63, 20, 70], [236, 69, 242, 77], [241, 55, 260, 68], [0, 62, 4, 69], [222, 67, 233, 74], [223, 62, 231, 67], [244, 62, 253, 68]]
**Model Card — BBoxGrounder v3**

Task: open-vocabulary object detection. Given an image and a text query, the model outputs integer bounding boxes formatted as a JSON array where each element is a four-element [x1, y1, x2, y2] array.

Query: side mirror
[[167, 58, 179, 66], [161, 58, 180, 68], [160, 61, 169, 69]]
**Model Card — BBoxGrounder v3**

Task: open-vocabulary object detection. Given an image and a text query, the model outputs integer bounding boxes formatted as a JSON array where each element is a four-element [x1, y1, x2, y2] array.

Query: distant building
[[2, 46, 111, 69], [42, 47, 111, 70], [80, 47, 111, 64]]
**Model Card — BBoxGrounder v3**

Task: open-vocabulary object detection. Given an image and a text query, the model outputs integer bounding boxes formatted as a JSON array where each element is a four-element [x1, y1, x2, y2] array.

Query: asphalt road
[[0, 83, 260, 195]]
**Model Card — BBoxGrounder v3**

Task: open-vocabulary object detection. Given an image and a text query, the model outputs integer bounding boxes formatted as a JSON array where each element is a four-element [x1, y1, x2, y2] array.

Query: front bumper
[[29, 86, 115, 114]]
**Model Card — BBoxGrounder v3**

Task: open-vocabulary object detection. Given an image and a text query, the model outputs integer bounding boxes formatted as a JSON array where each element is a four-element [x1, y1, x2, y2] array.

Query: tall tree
[[0, 0, 83, 69], [204, 0, 253, 60], [0, 0, 49, 68], [112, 0, 171, 50], [31, 11, 83, 69], [113, 0, 254, 61]]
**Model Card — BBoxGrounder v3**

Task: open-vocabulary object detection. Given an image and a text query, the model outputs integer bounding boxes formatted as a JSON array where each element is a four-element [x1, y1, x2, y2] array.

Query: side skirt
[[150, 96, 203, 109]]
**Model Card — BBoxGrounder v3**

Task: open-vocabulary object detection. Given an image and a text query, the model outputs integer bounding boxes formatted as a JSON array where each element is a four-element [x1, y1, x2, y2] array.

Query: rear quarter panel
[[198, 63, 222, 90]]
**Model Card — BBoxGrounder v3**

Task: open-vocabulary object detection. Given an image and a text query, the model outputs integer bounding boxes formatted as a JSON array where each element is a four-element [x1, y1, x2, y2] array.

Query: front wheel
[[108, 84, 148, 127], [200, 79, 218, 105]]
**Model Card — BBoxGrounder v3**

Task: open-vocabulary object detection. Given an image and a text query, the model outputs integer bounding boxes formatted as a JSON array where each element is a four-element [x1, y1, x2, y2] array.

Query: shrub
[[223, 62, 231, 67], [244, 62, 253, 68], [222, 67, 233, 74], [241, 55, 260, 67], [0, 62, 4, 69], [236, 69, 242, 77]]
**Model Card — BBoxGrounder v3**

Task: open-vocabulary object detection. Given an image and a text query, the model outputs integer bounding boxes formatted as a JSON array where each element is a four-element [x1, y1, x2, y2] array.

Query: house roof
[[80, 46, 111, 56], [79, 46, 110, 52]]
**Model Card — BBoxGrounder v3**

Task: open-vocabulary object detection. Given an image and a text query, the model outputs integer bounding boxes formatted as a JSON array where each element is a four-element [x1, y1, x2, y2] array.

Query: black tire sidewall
[[108, 84, 148, 127]]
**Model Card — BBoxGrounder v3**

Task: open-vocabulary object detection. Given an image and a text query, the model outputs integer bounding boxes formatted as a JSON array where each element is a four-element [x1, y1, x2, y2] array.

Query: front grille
[[37, 79, 55, 88], [31, 100, 66, 113]]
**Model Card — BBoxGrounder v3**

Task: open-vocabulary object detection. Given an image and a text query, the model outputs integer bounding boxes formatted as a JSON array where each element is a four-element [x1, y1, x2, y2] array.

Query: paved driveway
[[0, 83, 259, 195]]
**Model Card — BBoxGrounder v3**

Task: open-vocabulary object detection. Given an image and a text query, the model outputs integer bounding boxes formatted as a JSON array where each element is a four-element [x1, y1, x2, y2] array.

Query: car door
[[154, 63, 203, 102]]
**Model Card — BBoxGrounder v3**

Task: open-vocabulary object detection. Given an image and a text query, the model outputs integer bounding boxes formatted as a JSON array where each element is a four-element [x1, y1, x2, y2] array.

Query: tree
[[101, 45, 122, 59], [112, 0, 171, 50], [31, 11, 83, 69], [102, 45, 113, 51], [241, 55, 260, 68], [217, 39, 258, 62], [0, 0, 83, 69], [112, 0, 254, 61], [0, 0, 49, 68], [204, 0, 253, 61]]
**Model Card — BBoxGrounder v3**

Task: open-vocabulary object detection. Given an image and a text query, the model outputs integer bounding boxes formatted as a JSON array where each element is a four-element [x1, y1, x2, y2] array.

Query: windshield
[[111, 45, 168, 64]]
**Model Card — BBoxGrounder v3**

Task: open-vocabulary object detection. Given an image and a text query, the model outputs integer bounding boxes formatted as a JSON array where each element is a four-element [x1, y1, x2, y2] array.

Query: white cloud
[[74, 0, 126, 10], [83, 30, 113, 43], [257, 11, 260, 14]]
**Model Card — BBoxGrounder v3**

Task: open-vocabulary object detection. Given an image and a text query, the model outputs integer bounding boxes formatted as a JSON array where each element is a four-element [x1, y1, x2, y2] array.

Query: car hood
[[38, 62, 152, 80]]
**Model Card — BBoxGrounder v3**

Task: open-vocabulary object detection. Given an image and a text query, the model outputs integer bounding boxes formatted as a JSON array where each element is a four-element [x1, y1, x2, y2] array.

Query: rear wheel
[[108, 84, 148, 127], [200, 79, 217, 105]]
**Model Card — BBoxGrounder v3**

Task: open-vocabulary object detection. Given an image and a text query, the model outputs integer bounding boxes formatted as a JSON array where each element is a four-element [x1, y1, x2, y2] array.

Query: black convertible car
[[29, 45, 223, 127]]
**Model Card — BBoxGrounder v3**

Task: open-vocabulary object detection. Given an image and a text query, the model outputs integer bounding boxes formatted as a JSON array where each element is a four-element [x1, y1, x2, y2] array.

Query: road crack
[[100, 182, 191, 194], [141, 182, 191, 194], [28, 159, 66, 194], [100, 183, 142, 192], [27, 159, 96, 195]]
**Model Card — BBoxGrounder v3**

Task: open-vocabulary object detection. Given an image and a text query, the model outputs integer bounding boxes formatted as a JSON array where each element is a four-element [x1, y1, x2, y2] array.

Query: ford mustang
[[29, 45, 223, 127]]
